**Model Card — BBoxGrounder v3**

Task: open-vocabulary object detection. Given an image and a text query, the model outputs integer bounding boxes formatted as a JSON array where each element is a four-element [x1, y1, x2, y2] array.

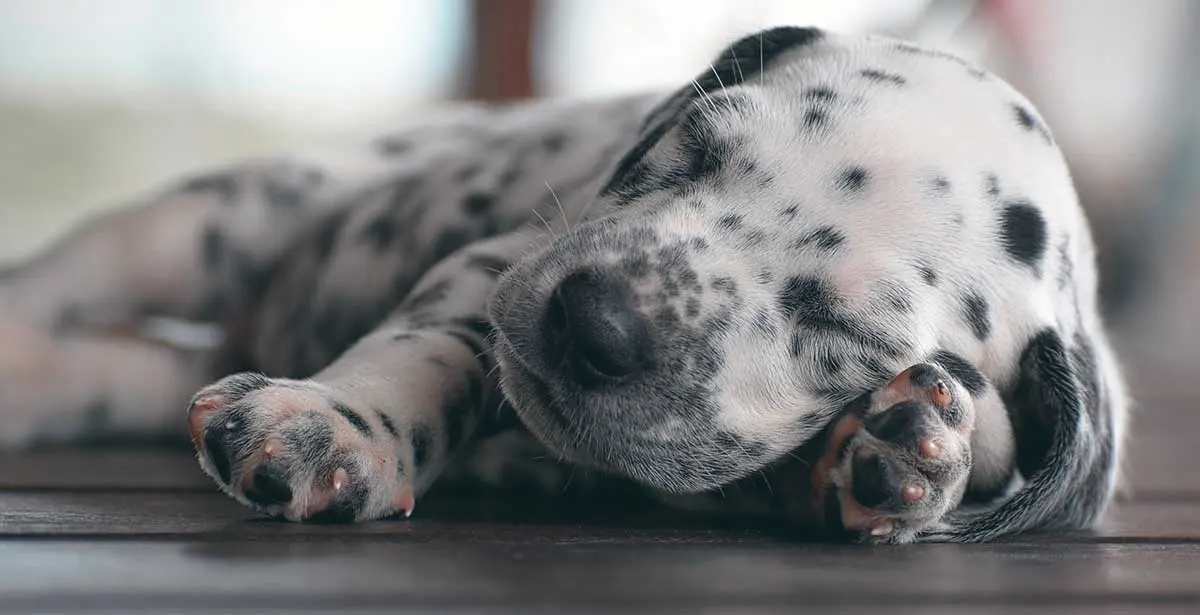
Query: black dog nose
[[545, 269, 650, 386]]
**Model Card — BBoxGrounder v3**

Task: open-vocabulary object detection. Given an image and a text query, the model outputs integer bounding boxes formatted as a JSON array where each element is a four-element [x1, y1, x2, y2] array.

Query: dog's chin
[[494, 344, 759, 494]]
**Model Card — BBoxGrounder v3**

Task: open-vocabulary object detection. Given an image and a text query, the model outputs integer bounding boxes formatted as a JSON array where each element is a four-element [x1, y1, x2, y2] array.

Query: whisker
[[708, 62, 727, 93], [758, 470, 774, 497], [784, 450, 811, 466], [730, 48, 745, 82], [531, 208, 558, 240], [691, 79, 719, 115], [544, 181, 571, 235]]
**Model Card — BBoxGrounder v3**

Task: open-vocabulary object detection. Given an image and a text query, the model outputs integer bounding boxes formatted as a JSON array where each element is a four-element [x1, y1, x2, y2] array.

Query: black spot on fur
[[820, 353, 844, 375], [961, 292, 991, 341], [403, 278, 453, 313], [676, 114, 735, 185], [801, 86, 838, 132], [836, 167, 870, 193], [778, 276, 904, 357], [542, 132, 570, 153], [918, 265, 938, 286], [181, 172, 237, 202], [332, 402, 372, 438], [805, 86, 837, 101], [462, 192, 494, 216], [685, 297, 701, 319], [780, 204, 800, 219], [201, 226, 224, 271], [716, 214, 744, 231], [376, 137, 413, 156], [984, 173, 1001, 198], [793, 226, 845, 252], [860, 68, 907, 86], [1012, 103, 1052, 142], [999, 199, 1048, 271], [498, 166, 522, 189], [930, 351, 987, 396], [884, 286, 914, 313], [803, 108, 830, 131], [929, 174, 951, 195], [411, 424, 434, 470], [263, 179, 305, 209], [358, 214, 398, 252], [743, 229, 767, 245], [375, 409, 400, 438], [620, 251, 651, 278], [710, 276, 738, 296], [1012, 104, 1036, 131]]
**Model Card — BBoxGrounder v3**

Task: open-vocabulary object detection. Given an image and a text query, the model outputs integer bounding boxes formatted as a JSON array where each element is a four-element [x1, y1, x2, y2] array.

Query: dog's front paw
[[811, 363, 975, 544], [187, 372, 415, 523]]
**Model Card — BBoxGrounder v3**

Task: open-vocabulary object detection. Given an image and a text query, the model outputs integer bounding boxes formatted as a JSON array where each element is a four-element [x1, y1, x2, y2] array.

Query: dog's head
[[489, 27, 934, 492]]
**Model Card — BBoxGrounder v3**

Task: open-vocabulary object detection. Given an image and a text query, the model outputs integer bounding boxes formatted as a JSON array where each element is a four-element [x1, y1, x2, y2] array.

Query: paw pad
[[900, 484, 925, 503], [814, 362, 976, 543], [186, 372, 417, 524]]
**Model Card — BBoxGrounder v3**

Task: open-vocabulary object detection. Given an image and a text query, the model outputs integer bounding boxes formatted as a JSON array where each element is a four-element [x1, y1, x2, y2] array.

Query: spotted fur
[[0, 27, 1127, 544]]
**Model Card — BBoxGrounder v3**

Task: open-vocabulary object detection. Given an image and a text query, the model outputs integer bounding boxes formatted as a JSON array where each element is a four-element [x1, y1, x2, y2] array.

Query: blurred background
[[0, 0, 1196, 451]]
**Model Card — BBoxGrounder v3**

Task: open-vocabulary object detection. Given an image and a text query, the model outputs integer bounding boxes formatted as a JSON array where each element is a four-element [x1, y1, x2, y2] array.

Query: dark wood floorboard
[[0, 540, 1198, 611], [0, 492, 1193, 542], [0, 406, 1196, 613]]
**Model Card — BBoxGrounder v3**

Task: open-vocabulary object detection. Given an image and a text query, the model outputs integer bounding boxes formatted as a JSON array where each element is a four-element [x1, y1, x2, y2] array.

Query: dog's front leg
[[183, 229, 540, 521]]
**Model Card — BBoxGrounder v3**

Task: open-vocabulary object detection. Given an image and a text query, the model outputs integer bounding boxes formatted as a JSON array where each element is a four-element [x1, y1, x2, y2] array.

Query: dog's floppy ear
[[602, 26, 826, 198]]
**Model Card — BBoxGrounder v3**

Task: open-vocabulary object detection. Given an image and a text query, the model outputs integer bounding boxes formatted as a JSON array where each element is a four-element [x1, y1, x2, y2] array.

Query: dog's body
[[0, 27, 1127, 543]]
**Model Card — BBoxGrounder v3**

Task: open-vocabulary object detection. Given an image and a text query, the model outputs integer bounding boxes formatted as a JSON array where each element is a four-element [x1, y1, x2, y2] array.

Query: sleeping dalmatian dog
[[0, 26, 1128, 543]]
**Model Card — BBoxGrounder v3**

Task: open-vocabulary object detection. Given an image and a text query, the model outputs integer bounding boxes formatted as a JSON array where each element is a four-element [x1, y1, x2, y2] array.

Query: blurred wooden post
[[466, 0, 538, 102]]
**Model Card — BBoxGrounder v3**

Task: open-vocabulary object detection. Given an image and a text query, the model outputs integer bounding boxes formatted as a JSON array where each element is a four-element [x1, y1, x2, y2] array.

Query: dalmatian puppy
[[0, 26, 1127, 543]]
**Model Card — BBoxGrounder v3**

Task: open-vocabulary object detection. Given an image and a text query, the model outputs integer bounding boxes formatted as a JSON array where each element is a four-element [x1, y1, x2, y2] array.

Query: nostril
[[851, 454, 893, 508], [247, 465, 293, 506], [545, 269, 650, 386]]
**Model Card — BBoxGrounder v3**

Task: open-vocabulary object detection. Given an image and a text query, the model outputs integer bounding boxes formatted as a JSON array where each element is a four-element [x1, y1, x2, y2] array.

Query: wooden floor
[[0, 399, 1197, 614]]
